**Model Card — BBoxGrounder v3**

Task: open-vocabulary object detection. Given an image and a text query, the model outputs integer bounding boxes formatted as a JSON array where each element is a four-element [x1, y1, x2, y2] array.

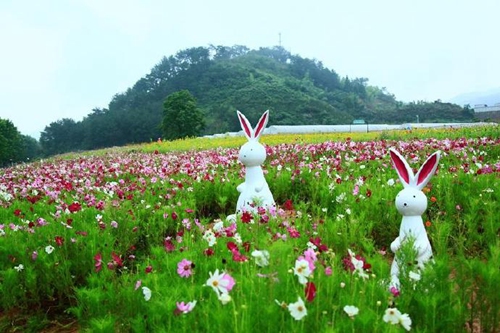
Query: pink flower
[[135, 280, 142, 290], [221, 273, 235, 292], [324, 266, 332, 276], [31, 251, 38, 261], [175, 301, 197, 315], [177, 259, 193, 278]]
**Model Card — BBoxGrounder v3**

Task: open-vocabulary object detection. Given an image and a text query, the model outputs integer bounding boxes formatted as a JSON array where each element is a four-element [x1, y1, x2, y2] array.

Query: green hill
[[38, 45, 474, 156]]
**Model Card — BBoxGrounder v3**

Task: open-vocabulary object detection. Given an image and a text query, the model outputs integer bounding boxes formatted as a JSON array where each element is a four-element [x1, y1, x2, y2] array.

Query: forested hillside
[[36, 45, 474, 156]]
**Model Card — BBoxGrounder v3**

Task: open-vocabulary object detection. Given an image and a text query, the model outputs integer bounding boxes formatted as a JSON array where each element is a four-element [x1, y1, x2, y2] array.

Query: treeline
[[2, 45, 476, 161], [0, 119, 42, 167]]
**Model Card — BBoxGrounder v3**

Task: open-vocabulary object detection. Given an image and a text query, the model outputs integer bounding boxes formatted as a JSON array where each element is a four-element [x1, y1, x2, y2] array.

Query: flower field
[[1, 126, 499, 332]]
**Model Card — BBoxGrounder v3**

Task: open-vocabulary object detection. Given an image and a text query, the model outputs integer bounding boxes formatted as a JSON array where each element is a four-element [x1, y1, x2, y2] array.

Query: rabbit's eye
[[413, 195, 416, 198]]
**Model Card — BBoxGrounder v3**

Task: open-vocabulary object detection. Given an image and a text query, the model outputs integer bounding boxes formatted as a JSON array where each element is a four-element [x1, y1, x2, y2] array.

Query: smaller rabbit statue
[[234, 110, 275, 215], [389, 148, 441, 288]]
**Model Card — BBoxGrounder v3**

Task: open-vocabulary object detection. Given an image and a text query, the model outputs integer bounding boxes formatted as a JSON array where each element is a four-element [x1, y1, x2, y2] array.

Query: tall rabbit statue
[[234, 110, 275, 215], [388, 148, 441, 288]]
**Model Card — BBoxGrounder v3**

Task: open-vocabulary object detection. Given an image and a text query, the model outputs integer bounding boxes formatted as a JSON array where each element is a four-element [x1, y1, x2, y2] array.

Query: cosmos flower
[[175, 301, 197, 314], [142, 286, 152, 301], [343, 305, 359, 318], [177, 259, 193, 278], [288, 297, 307, 320], [251, 250, 270, 267], [293, 259, 312, 285], [206, 269, 235, 296]]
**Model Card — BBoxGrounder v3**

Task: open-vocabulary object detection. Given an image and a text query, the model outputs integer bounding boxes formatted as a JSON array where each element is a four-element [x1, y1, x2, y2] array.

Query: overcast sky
[[1, 0, 499, 138]]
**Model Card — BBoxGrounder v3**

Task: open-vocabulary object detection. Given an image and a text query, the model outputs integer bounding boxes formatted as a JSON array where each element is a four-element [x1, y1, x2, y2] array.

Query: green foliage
[[162, 90, 205, 140], [0, 118, 23, 166]]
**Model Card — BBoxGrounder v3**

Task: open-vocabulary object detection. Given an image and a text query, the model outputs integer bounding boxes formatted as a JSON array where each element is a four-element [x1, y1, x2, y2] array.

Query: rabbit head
[[389, 148, 441, 217], [237, 110, 269, 167]]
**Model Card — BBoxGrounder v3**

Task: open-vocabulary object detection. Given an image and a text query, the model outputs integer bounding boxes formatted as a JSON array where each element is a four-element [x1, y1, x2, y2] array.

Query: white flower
[[387, 178, 395, 186], [288, 297, 307, 320], [45, 245, 55, 254], [203, 230, 217, 247], [233, 232, 242, 244], [293, 259, 311, 285], [409, 270, 421, 281], [251, 250, 270, 267], [345, 208, 351, 215], [336, 192, 346, 203], [399, 313, 412, 331], [142, 286, 152, 301], [351, 256, 369, 279], [212, 220, 224, 233], [343, 305, 359, 317], [383, 307, 402, 324], [205, 269, 230, 296], [218, 293, 232, 305], [14, 264, 24, 272]]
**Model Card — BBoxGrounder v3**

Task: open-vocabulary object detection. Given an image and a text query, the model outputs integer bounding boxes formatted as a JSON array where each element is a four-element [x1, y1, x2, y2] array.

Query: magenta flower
[[324, 266, 332, 276], [390, 286, 400, 297], [177, 259, 193, 278]]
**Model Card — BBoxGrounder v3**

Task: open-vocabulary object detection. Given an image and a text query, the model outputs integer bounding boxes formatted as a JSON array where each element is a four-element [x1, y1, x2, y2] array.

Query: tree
[[161, 90, 205, 140], [0, 118, 23, 166], [40, 118, 83, 156]]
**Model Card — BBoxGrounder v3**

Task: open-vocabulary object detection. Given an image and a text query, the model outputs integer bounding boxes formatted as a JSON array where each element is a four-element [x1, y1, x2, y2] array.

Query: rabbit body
[[390, 189, 433, 284], [235, 110, 275, 214], [389, 149, 441, 287]]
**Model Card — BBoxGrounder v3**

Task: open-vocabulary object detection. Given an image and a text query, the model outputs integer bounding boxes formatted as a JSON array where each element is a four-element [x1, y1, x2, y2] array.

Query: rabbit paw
[[390, 237, 401, 253], [237, 183, 246, 193]]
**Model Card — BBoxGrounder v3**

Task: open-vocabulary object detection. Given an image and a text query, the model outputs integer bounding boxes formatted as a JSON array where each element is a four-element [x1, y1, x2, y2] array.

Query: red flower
[[309, 237, 328, 252], [283, 199, 294, 211], [164, 238, 175, 252], [55, 236, 64, 246], [305, 282, 317, 302], [111, 252, 123, 267], [366, 189, 372, 197], [94, 253, 102, 273], [241, 211, 252, 223], [203, 248, 214, 256], [68, 202, 82, 213], [227, 241, 238, 252], [14, 209, 22, 217], [145, 265, 153, 273], [242, 241, 251, 253], [171, 212, 178, 220]]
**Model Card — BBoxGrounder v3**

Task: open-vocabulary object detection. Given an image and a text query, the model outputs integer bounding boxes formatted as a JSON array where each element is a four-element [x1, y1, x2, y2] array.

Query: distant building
[[473, 103, 500, 122]]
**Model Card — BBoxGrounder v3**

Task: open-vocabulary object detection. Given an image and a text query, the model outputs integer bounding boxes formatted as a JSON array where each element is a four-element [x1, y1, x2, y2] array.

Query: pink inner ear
[[238, 113, 252, 138], [390, 151, 410, 184], [417, 154, 438, 186], [254, 113, 268, 137]]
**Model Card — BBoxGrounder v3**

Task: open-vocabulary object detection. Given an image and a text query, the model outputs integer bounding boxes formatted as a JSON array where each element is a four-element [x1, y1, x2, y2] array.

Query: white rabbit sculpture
[[389, 148, 441, 288], [234, 110, 275, 215]]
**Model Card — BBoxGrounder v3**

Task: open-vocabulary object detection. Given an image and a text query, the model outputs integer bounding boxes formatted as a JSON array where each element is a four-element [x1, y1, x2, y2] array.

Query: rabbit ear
[[253, 110, 269, 140], [237, 110, 254, 140], [389, 148, 414, 188], [414, 151, 441, 190]]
